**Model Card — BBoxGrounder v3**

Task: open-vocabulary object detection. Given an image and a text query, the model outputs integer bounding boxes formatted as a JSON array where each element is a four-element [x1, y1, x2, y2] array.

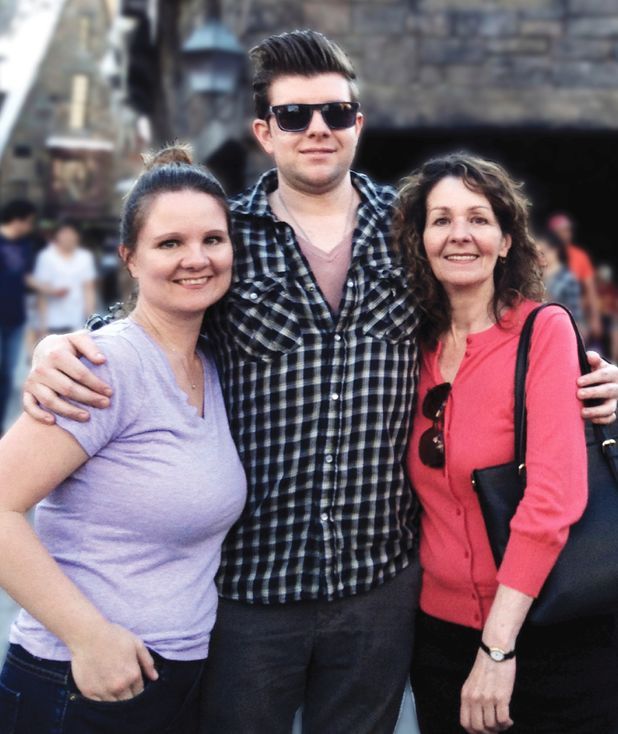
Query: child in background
[[34, 221, 96, 335]]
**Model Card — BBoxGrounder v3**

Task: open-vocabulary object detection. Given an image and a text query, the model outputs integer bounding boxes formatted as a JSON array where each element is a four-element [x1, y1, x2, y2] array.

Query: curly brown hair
[[392, 152, 545, 347]]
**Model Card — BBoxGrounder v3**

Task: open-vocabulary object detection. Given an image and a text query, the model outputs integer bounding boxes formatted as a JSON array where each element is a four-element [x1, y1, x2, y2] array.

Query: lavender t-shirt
[[10, 319, 247, 661]]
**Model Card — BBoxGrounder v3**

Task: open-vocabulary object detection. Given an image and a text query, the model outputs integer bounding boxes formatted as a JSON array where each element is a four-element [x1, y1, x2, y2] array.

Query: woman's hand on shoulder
[[578, 351, 618, 425], [70, 621, 158, 701], [23, 331, 112, 424], [460, 648, 515, 734]]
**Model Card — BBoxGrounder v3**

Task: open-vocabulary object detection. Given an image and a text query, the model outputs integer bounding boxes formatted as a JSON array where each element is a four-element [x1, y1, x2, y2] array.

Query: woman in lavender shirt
[[0, 147, 247, 733]]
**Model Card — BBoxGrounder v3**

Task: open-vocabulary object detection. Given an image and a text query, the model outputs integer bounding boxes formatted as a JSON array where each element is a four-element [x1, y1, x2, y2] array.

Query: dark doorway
[[356, 128, 618, 268], [206, 140, 247, 197]]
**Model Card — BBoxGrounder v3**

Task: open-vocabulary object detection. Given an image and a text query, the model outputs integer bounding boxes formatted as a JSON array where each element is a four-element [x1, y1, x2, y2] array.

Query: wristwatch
[[479, 640, 516, 662]]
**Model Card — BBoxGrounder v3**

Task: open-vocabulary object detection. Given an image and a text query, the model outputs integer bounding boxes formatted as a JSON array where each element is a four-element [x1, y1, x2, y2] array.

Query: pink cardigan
[[407, 300, 587, 630]]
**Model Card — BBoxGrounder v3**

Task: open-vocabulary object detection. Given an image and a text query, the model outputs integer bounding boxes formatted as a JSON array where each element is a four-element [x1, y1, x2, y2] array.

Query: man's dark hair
[[0, 199, 36, 224], [250, 29, 358, 119]]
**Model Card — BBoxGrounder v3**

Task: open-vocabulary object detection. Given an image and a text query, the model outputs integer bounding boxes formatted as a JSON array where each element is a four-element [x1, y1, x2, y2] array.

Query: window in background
[[68, 74, 89, 130]]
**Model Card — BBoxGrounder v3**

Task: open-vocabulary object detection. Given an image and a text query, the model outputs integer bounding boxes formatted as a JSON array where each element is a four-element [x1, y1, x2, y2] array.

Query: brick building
[[0, 0, 142, 223], [120, 0, 618, 263]]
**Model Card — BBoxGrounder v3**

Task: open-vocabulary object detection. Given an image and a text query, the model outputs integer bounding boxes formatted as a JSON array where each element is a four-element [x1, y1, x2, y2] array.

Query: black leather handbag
[[472, 302, 618, 625]]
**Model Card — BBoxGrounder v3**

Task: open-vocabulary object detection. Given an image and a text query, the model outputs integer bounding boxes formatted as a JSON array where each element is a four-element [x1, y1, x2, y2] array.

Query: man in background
[[548, 213, 602, 342], [0, 200, 67, 434]]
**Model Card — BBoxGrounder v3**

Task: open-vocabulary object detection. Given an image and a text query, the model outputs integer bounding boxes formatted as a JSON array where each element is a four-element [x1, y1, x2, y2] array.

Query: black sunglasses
[[418, 382, 452, 469], [266, 102, 360, 132]]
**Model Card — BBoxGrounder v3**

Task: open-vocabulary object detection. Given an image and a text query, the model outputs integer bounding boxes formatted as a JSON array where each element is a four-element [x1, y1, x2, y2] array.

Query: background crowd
[[0, 201, 132, 437]]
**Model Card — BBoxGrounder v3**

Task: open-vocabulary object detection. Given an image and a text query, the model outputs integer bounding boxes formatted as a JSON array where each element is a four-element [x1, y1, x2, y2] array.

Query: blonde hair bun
[[143, 144, 193, 170]]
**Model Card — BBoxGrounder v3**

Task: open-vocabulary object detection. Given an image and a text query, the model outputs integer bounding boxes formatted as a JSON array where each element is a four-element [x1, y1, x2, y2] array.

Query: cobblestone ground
[[0, 344, 419, 732]]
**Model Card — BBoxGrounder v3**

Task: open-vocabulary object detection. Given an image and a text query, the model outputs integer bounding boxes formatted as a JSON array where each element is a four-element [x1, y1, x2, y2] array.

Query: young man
[[21, 30, 618, 734], [34, 220, 97, 335], [199, 32, 422, 733]]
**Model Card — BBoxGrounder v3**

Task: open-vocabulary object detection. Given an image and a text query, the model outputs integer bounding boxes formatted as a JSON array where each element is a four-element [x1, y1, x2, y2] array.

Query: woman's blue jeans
[[0, 643, 204, 734]]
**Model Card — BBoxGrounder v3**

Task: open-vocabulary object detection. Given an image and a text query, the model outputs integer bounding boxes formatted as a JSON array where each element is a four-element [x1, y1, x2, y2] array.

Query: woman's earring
[[498, 256, 507, 265]]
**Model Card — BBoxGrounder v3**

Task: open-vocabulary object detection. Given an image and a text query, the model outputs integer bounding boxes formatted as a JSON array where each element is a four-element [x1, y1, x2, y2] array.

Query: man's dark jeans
[[201, 558, 421, 734], [0, 643, 203, 734], [0, 325, 23, 432]]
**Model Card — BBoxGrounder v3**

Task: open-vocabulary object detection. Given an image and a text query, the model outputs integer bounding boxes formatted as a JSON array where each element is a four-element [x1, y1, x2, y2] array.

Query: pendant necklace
[[276, 188, 356, 249], [131, 315, 201, 390]]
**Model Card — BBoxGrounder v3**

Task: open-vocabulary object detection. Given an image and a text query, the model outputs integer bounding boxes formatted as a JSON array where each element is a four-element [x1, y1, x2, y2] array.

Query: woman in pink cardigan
[[395, 154, 617, 734]]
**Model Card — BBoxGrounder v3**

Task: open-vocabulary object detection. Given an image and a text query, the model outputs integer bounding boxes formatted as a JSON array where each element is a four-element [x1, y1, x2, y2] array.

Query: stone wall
[[0, 0, 131, 216], [208, 0, 618, 130], [147, 0, 618, 191]]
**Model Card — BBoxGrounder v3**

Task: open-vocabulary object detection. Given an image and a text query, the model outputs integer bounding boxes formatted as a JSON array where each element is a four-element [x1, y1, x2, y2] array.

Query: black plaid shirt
[[207, 169, 421, 604]]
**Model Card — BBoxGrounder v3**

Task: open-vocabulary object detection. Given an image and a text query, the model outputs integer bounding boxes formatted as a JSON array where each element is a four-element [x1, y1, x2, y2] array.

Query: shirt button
[[331, 393, 340, 401], [321, 512, 329, 522], [346, 279, 354, 288], [308, 285, 315, 292], [474, 613, 480, 622], [249, 292, 258, 301], [464, 550, 470, 559], [456, 508, 462, 517], [325, 454, 334, 464], [334, 334, 342, 342]]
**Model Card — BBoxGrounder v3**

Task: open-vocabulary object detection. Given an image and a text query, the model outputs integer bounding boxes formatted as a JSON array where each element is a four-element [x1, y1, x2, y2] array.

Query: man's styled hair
[[250, 29, 359, 119], [0, 199, 36, 224]]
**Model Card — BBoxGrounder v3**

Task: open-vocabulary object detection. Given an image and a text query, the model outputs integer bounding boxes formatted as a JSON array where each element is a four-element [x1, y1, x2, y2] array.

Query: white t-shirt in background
[[33, 244, 96, 330]]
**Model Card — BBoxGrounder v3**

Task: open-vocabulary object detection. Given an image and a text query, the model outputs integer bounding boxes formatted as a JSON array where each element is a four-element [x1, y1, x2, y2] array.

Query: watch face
[[490, 649, 505, 662]]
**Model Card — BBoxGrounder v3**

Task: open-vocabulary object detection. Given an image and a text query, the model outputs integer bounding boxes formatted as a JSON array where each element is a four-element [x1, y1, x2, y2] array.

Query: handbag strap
[[513, 302, 617, 475]]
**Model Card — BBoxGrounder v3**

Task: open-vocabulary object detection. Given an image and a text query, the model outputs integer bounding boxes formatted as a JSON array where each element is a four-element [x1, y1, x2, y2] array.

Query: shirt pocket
[[361, 264, 419, 343], [226, 273, 303, 361]]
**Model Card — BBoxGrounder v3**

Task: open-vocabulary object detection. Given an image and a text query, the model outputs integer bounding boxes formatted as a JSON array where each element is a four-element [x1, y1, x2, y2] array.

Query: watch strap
[[479, 640, 516, 662]]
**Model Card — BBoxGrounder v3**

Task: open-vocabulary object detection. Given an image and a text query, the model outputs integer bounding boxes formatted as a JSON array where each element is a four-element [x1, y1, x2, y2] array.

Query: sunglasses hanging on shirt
[[418, 382, 452, 469]]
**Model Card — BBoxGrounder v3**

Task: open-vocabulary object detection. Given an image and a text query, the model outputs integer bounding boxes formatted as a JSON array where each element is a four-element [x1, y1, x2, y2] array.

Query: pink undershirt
[[296, 230, 353, 314]]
